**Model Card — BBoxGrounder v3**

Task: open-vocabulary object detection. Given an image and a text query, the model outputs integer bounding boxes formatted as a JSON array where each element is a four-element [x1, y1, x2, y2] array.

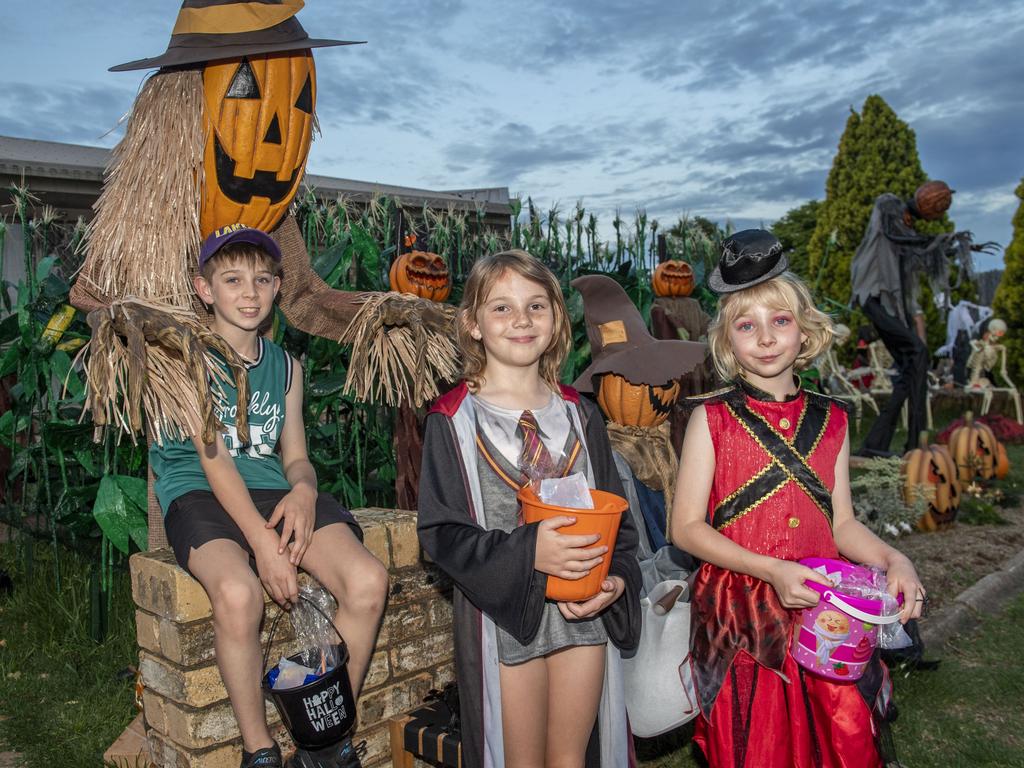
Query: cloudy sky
[[3, 1, 1021, 271]]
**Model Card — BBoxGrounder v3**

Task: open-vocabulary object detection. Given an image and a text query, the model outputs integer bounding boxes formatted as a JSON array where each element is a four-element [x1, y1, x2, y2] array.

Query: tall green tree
[[771, 199, 820, 282], [992, 178, 1024, 385], [808, 95, 935, 306]]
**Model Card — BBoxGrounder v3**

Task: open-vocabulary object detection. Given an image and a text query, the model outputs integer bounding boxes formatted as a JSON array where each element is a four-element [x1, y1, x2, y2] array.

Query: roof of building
[[0, 134, 511, 220]]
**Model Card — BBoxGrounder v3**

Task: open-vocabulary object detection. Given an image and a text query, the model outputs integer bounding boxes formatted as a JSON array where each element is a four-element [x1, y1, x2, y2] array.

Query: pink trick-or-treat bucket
[[790, 557, 903, 681]]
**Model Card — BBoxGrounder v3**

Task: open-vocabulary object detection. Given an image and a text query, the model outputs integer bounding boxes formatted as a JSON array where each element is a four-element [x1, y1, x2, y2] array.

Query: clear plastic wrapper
[[292, 583, 342, 672], [810, 564, 912, 649], [538, 473, 594, 509]]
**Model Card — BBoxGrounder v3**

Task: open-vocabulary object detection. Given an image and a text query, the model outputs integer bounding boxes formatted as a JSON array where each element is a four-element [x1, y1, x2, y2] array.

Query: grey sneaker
[[241, 743, 283, 768]]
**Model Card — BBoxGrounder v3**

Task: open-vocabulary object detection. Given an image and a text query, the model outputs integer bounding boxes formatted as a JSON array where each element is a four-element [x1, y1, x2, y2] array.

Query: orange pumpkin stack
[[902, 432, 960, 531], [947, 412, 999, 483]]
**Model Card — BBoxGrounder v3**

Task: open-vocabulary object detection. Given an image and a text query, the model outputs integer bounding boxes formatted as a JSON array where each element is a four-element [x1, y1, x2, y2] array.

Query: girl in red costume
[[672, 230, 924, 768]]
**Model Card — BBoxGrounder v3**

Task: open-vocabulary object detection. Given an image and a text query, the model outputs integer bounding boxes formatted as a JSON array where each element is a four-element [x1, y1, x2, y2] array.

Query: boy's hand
[[266, 486, 317, 566], [557, 576, 625, 620], [765, 559, 830, 609], [253, 534, 299, 608], [534, 516, 607, 579]]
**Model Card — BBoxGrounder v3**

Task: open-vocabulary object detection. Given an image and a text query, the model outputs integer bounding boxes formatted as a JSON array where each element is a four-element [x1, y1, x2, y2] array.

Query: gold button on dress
[[788, 517, 800, 528]]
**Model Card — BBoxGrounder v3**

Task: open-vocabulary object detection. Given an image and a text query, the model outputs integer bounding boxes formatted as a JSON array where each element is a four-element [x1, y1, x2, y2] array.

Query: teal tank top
[[150, 337, 295, 513]]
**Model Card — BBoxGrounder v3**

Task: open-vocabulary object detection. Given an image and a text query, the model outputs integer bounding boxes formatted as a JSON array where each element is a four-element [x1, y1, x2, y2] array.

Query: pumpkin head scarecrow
[[71, 0, 458, 545], [571, 274, 705, 589]]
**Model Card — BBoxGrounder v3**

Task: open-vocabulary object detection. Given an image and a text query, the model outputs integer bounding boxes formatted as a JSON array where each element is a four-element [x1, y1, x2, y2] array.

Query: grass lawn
[[0, 543, 137, 767]]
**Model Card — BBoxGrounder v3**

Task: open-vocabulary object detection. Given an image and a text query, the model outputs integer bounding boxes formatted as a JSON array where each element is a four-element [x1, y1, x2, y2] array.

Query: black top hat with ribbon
[[570, 275, 706, 393], [110, 0, 363, 72], [707, 229, 788, 294]]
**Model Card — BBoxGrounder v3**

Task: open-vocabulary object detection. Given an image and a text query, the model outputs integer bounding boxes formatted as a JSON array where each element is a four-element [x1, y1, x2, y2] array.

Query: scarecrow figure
[[647, 237, 716, 452], [571, 275, 706, 590], [71, 0, 457, 544]]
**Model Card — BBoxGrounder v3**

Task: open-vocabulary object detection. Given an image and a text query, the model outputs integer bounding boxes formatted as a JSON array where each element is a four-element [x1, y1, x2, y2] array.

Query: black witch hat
[[110, 0, 363, 72]]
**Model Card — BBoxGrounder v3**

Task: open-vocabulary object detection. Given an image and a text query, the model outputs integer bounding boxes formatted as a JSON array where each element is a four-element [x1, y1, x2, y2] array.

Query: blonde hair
[[457, 249, 571, 391], [708, 271, 834, 381]]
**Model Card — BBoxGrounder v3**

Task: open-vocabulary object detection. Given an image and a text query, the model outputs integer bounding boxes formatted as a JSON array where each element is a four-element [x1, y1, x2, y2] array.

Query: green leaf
[[308, 372, 348, 398], [35, 255, 58, 285], [92, 474, 149, 555], [0, 409, 31, 446], [73, 449, 102, 478]]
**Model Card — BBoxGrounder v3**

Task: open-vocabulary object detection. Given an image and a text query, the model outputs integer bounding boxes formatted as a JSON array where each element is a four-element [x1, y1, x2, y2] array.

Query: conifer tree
[[771, 199, 820, 282], [992, 179, 1024, 385], [808, 95, 934, 306]]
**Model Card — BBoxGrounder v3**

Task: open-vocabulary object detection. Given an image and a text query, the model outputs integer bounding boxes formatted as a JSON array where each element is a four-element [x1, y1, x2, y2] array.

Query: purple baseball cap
[[199, 224, 283, 270]]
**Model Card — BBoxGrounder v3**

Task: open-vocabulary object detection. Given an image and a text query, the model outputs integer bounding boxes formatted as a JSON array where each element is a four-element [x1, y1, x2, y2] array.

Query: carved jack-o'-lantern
[[914, 180, 953, 221], [902, 433, 960, 532], [389, 251, 452, 302], [200, 52, 317, 238], [652, 260, 695, 297], [948, 412, 998, 483], [597, 373, 681, 427]]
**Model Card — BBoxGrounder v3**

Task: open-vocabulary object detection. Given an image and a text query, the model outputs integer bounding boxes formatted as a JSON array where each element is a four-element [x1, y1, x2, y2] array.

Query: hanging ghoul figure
[[850, 181, 997, 456]]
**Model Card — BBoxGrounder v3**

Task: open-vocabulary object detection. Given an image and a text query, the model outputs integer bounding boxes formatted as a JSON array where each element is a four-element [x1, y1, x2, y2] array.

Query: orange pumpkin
[[200, 52, 316, 238], [902, 432, 960, 532], [652, 260, 695, 297], [995, 442, 1010, 480], [597, 373, 680, 427], [389, 251, 452, 302], [948, 412, 998, 483]]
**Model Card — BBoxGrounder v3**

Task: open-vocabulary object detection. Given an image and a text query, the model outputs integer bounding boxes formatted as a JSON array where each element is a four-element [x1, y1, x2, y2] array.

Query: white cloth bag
[[622, 579, 699, 738]]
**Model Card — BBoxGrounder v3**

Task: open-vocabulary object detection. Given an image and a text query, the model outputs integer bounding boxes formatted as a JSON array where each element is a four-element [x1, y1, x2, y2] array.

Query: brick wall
[[130, 508, 455, 767]]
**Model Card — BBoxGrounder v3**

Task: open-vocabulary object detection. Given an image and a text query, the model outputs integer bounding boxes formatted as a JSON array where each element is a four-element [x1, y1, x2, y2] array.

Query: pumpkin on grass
[[389, 251, 452, 302], [948, 412, 998, 483], [200, 52, 317, 238], [597, 373, 680, 427], [652, 260, 695, 297], [902, 432, 960, 532]]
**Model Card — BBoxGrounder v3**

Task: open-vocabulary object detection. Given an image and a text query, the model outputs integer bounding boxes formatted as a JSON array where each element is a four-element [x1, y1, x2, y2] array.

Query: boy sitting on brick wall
[[149, 225, 388, 768]]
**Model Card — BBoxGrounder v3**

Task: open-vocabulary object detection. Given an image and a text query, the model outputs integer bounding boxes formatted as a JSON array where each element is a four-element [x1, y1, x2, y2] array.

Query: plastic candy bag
[[538, 472, 594, 509], [815, 564, 912, 650], [292, 584, 342, 672]]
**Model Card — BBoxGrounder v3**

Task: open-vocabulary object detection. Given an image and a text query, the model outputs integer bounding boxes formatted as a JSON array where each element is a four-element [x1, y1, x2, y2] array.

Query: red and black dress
[[689, 379, 895, 768]]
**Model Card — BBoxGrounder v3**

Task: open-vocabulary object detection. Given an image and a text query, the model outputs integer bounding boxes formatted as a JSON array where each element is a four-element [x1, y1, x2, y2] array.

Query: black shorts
[[164, 488, 362, 575]]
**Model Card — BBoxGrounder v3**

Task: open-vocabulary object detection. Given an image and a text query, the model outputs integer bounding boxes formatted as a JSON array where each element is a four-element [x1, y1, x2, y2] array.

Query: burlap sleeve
[[271, 214, 364, 339]]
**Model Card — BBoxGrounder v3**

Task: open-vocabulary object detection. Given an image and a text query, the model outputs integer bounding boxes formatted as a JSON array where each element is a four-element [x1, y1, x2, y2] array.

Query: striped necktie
[[518, 409, 556, 484]]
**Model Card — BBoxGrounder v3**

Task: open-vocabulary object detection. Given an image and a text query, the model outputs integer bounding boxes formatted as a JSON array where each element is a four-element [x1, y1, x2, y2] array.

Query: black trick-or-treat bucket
[[261, 597, 357, 750]]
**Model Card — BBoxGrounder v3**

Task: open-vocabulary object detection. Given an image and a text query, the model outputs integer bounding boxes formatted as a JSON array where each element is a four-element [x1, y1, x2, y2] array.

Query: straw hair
[[457, 249, 571, 392], [708, 272, 834, 381], [85, 69, 205, 309], [76, 297, 251, 446], [340, 293, 460, 407]]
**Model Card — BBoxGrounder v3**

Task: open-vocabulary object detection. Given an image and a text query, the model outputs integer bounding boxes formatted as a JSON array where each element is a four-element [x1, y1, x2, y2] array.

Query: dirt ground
[[894, 505, 1024, 618]]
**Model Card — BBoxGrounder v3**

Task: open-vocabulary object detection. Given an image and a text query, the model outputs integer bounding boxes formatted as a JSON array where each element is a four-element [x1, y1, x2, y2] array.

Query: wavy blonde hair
[[457, 250, 572, 391], [708, 272, 834, 381]]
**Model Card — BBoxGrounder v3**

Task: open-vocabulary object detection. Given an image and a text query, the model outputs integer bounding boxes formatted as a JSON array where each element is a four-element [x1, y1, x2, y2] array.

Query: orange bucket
[[517, 485, 627, 602]]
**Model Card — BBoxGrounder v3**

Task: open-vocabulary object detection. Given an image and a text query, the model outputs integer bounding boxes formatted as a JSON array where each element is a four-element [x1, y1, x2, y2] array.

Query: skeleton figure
[[967, 319, 1023, 423], [818, 324, 879, 432]]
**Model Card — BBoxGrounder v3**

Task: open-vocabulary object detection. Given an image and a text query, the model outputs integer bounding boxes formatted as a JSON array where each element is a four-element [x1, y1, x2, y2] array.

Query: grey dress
[[471, 394, 608, 665]]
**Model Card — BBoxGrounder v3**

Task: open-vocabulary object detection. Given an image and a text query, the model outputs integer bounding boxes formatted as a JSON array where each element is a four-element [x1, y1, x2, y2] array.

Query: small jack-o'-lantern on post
[[389, 234, 453, 302], [573, 275, 705, 575], [652, 260, 695, 298]]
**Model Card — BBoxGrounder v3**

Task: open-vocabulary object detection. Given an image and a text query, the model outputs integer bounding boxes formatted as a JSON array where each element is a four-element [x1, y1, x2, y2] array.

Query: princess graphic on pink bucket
[[791, 557, 904, 681]]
